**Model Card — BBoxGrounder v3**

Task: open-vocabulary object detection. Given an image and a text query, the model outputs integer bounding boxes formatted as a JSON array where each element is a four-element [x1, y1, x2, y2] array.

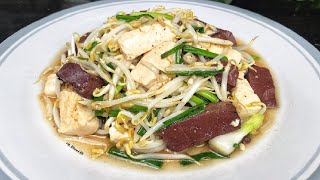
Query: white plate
[[0, 0, 320, 179]]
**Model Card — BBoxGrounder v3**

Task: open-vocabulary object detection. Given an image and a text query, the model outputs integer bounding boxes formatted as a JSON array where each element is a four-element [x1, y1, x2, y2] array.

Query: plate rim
[[0, 0, 319, 179]]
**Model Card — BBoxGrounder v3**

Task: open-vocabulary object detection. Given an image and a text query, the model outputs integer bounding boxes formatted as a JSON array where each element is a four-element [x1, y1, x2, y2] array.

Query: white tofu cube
[[232, 72, 262, 120], [118, 23, 175, 60]]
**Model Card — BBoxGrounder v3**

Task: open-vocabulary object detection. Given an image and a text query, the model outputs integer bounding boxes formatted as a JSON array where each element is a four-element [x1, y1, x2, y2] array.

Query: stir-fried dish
[[40, 6, 277, 169]]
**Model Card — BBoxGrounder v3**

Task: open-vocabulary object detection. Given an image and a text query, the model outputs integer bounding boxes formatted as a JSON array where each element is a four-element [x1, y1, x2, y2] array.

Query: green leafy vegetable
[[108, 147, 163, 169], [98, 52, 104, 59], [183, 45, 228, 61], [130, 12, 173, 20], [109, 110, 120, 117], [164, 69, 223, 76], [95, 110, 104, 117], [127, 105, 148, 113], [193, 26, 205, 33], [138, 108, 161, 136], [251, 55, 260, 60], [175, 49, 183, 64], [84, 41, 100, 52], [137, 126, 147, 136], [180, 151, 227, 166], [116, 14, 153, 22], [78, 57, 89, 61], [195, 90, 219, 103], [161, 104, 205, 128], [233, 143, 240, 148], [93, 95, 104, 102], [161, 43, 186, 59], [115, 85, 123, 95], [189, 95, 206, 105]]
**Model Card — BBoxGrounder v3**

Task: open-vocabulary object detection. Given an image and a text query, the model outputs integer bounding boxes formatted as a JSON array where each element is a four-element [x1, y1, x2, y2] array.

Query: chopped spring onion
[[183, 45, 228, 61], [180, 151, 227, 166], [93, 95, 104, 102], [127, 105, 148, 113], [161, 104, 205, 128], [130, 12, 174, 20], [209, 114, 264, 155], [95, 110, 104, 117], [175, 49, 182, 64], [195, 90, 219, 103], [164, 64, 223, 76], [193, 26, 205, 33], [84, 41, 100, 52], [109, 109, 120, 117], [108, 147, 163, 169], [161, 43, 185, 59], [189, 95, 206, 105]]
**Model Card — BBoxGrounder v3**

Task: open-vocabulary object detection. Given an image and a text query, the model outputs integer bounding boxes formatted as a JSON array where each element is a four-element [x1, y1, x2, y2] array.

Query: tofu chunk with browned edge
[[131, 41, 175, 86], [232, 72, 262, 120], [58, 90, 99, 136], [118, 23, 175, 60]]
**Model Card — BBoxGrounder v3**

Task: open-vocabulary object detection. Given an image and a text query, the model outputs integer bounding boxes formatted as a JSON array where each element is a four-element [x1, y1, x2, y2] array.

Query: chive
[[78, 57, 89, 61], [193, 26, 205, 33], [193, 94, 211, 103], [161, 104, 205, 129], [93, 95, 104, 102], [138, 108, 161, 136], [195, 90, 219, 103], [175, 49, 182, 64], [108, 147, 163, 169], [127, 105, 148, 113], [115, 85, 123, 95], [161, 43, 185, 59], [183, 45, 228, 61], [137, 126, 147, 136], [164, 69, 223, 76], [109, 110, 120, 117], [130, 12, 173, 20], [107, 63, 115, 70], [189, 95, 206, 105], [98, 52, 104, 59], [180, 152, 227, 166], [84, 41, 99, 52], [95, 110, 104, 117], [251, 55, 260, 60], [116, 14, 153, 22], [233, 143, 240, 148]]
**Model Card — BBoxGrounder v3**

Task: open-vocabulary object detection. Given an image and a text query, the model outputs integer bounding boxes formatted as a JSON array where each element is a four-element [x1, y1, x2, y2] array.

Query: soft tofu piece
[[140, 41, 175, 71], [131, 63, 157, 86], [130, 41, 175, 86], [109, 122, 128, 143], [58, 90, 99, 136], [118, 23, 175, 60], [232, 72, 262, 120], [44, 74, 60, 98], [208, 44, 242, 65]]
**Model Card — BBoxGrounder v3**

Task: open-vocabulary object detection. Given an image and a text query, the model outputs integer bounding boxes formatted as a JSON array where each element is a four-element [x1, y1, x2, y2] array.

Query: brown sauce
[[38, 40, 279, 171]]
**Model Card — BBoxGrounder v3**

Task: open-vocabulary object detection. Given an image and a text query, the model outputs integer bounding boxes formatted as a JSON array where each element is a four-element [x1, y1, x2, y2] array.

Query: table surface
[[0, 0, 319, 179]]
